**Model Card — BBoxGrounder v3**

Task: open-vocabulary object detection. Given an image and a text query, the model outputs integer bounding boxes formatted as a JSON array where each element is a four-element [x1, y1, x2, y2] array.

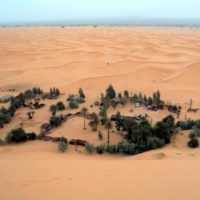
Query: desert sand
[[0, 26, 200, 200]]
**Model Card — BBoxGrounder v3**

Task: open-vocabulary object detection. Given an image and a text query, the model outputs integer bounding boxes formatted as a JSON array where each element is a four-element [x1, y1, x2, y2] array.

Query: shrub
[[98, 131, 103, 141], [49, 104, 57, 115], [78, 97, 85, 104], [69, 100, 79, 109], [58, 141, 68, 152], [118, 141, 136, 155], [27, 132, 37, 140], [188, 138, 199, 148], [106, 144, 119, 154], [56, 101, 65, 110], [96, 144, 106, 154], [50, 115, 62, 127], [110, 99, 119, 108], [6, 128, 27, 143], [106, 85, 116, 99], [189, 132, 196, 140], [147, 137, 165, 150], [78, 88, 85, 99], [59, 137, 68, 143], [85, 142, 95, 153], [191, 127, 200, 137]]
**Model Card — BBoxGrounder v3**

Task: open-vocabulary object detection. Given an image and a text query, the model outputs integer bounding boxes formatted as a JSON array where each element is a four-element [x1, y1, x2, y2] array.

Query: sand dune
[[0, 26, 200, 200]]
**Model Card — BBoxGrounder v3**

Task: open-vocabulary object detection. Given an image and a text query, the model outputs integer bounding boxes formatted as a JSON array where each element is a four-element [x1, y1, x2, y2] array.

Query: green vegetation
[[89, 112, 99, 131], [81, 107, 88, 130], [106, 144, 118, 154], [58, 139, 68, 152], [68, 99, 79, 109], [106, 85, 116, 99], [85, 142, 96, 153], [96, 144, 106, 154], [1, 84, 199, 156], [188, 137, 199, 148], [98, 130, 103, 141], [49, 104, 57, 116], [56, 101, 65, 110], [49, 115, 63, 127], [176, 119, 200, 130], [78, 88, 86, 99], [105, 119, 112, 144], [6, 128, 36, 143]]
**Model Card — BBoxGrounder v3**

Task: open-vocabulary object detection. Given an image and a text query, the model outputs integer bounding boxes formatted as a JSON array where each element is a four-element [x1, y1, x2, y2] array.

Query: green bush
[[85, 142, 95, 153], [27, 132, 37, 140], [191, 127, 200, 137], [50, 115, 62, 127], [56, 101, 65, 110], [96, 144, 106, 154], [147, 137, 165, 150], [6, 128, 27, 143], [188, 138, 199, 148], [118, 141, 136, 155], [69, 100, 79, 109], [58, 140, 68, 152], [106, 144, 119, 154], [78, 97, 85, 104]]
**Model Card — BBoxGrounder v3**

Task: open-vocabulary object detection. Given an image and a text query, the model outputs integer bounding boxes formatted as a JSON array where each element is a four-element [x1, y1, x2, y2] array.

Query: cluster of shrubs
[[5, 128, 37, 143], [100, 85, 164, 108], [42, 87, 60, 99], [58, 137, 68, 152], [49, 114, 64, 127], [85, 114, 176, 155], [187, 125, 200, 148], [100, 85, 180, 115], [67, 88, 86, 109], [176, 119, 200, 130], [0, 107, 13, 128], [0, 127, 69, 153], [0, 87, 61, 128], [49, 101, 65, 115], [85, 139, 164, 155], [188, 133, 199, 148]]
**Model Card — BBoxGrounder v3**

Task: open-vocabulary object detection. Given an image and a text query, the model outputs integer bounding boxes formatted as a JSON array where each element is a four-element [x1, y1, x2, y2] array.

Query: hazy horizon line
[[1, 17, 200, 26]]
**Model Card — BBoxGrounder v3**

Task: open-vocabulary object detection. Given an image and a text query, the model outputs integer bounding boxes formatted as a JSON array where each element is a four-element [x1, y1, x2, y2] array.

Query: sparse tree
[[81, 107, 88, 130], [56, 101, 65, 110], [89, 112, 99, 131], [98, 130, 103, 140], [49, 105, 57, 116], [124, 90, 129, 98], [105, 119, 112, 144], [78, 88, 85, 99], [106, 85, 116, 99]]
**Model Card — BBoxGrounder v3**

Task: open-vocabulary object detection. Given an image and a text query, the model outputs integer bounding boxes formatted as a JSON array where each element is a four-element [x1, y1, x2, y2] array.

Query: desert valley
[[0, 26, 200, 200]]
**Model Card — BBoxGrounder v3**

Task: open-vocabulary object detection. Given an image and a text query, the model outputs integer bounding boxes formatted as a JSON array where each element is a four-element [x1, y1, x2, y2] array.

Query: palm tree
[[105, 119, 112, 144], [89, 112, 99, 131], [81, 107, 88, 130]]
